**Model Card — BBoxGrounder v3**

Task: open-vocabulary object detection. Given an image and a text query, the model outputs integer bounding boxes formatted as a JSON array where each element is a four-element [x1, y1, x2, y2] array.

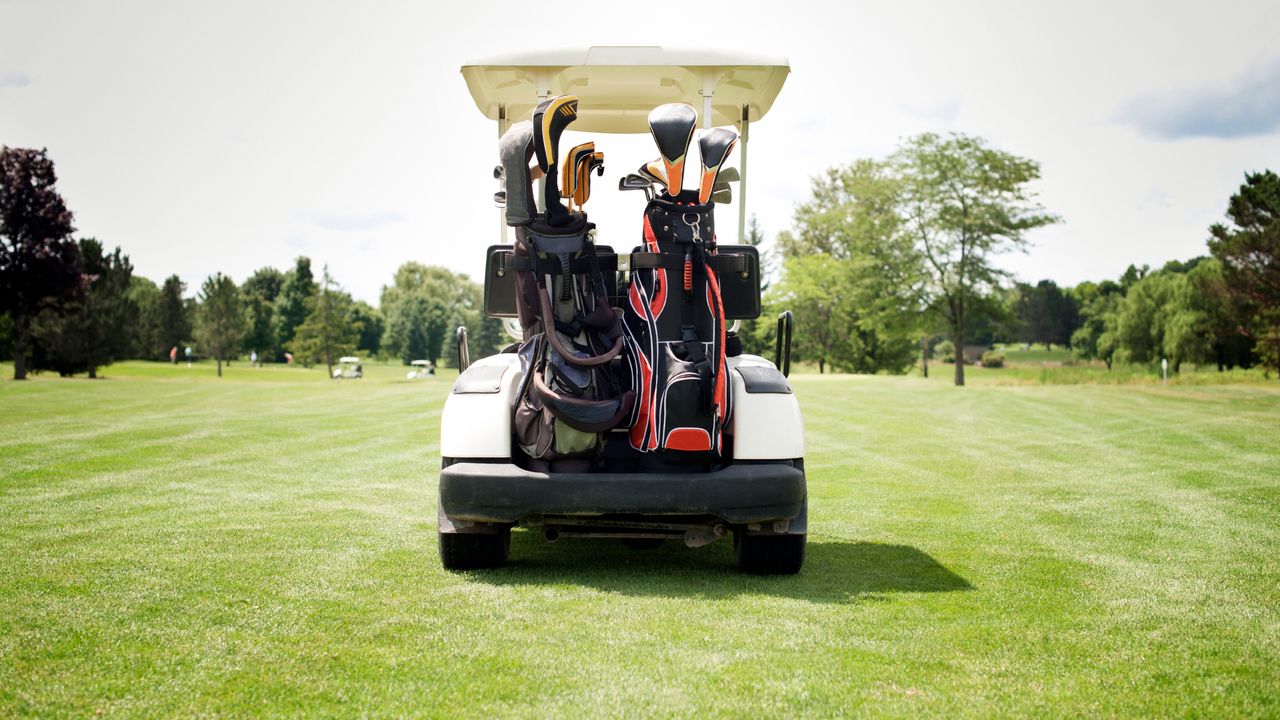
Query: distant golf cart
[[407, 359, 435, 380], [439, 47, 804, 574], [333, 356, 363, 379]]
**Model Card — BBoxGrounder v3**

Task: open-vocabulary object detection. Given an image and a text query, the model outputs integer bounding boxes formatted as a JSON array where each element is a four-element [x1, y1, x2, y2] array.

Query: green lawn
[[2, 362, 1278, 717]]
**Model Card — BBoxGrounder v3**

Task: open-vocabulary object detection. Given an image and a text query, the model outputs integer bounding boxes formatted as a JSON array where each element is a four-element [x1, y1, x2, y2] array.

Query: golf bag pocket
[[653, 343, 718, 453], [514, 335, 635, 467]]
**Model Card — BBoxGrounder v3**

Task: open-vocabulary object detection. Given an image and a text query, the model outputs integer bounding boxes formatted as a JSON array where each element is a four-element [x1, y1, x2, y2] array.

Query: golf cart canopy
[[339, 356, 360, 364], [411, 360, 432, 367], [461, 46, 790, 133]]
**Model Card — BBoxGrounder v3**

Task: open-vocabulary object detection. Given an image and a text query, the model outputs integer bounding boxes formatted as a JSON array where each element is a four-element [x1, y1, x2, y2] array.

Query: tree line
[[0, 146, 502, 379], [750, 134, 1278, 383]]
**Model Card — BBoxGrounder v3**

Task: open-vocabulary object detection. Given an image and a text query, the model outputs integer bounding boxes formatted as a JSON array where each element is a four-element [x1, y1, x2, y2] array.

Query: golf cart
[[407, 359, 435, 380], [438, 47, 803, 573], [333, 356, 363, 379]]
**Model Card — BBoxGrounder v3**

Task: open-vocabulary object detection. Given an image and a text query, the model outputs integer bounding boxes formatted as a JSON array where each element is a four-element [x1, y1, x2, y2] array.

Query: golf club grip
[[538, 289, 624, 367]]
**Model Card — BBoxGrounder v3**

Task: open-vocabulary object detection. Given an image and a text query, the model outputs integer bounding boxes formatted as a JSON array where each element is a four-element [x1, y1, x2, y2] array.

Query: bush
[[981, 350, 1005, 368], [934, 340, 956, 363]]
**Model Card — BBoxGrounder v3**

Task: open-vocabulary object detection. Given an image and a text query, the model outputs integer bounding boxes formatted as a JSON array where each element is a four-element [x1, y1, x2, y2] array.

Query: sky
[[2, 0, 1278, 303]]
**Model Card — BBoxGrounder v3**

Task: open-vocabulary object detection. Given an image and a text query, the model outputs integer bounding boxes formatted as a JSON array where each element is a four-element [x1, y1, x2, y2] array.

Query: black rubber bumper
[[439, 461, 806, 525]]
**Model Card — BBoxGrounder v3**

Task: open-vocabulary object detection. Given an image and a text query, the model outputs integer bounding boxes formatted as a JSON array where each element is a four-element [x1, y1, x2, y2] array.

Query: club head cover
[[647, 103, 697, 196], [498, 121, 536, 226], [533, 95, 579, 225], [573, 151, 594, 207], [578, 152, 604, 207], [639, 160, 668, 192], [561, 142, 595, 200], [697, 127, 738, 204]]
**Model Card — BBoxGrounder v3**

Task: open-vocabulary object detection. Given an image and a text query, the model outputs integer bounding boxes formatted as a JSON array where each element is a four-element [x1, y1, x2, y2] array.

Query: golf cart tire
[[439, 529, 510, 570], [734, 531, 805, 575]]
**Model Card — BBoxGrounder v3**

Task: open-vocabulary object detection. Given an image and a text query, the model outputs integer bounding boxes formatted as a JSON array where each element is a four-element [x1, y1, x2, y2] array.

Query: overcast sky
[[3, 0, 1278, 302]]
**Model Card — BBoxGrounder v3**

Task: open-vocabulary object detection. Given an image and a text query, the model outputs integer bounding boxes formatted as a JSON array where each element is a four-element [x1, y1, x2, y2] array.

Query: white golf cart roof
[[338, 356, 360, 364], [461, 46, 789, 133], [411, 359, 432, 367]]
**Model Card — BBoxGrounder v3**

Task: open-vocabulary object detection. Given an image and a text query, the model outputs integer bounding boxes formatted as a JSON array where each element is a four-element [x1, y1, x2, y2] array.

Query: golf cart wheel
[[439, 529, 510, 570], [733, 532, 805, 575]]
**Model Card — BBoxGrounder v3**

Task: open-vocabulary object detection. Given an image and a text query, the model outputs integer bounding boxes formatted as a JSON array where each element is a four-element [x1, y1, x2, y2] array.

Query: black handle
[[774, 310, 793, 378], [455, 326, 470, 373]]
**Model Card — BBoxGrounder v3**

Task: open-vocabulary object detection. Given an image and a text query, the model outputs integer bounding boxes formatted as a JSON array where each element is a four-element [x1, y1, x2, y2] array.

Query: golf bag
[[623, 190, 732, 456], [500, 118, 634, 471]]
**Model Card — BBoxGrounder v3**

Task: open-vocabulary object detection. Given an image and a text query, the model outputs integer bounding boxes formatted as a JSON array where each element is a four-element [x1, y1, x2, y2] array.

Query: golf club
[[697, 127, 738, 204], [647, 103, 697, 196], [619, 173, 655, 201]]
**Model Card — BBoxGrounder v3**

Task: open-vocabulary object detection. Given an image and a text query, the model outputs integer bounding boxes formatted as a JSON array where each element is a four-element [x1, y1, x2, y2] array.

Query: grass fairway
[[2, 362, 1279, 717]]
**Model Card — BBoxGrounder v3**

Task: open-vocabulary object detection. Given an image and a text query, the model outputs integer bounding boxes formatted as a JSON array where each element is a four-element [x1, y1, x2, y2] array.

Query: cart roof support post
[[738, 105, 749, 243], [498, 104, 509, 244]]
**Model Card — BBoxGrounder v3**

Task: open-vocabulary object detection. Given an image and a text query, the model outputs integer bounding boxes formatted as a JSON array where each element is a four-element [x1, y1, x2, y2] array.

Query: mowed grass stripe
[[1, 363, 1277, 716]]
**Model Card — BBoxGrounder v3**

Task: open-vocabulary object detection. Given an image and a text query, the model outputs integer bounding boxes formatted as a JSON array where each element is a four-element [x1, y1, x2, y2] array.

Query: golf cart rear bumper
[[439, 461, 805, 525]]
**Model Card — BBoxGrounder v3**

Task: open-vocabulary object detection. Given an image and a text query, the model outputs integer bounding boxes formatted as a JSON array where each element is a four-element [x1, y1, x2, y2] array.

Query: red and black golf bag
[[623, 190, 733, 456]]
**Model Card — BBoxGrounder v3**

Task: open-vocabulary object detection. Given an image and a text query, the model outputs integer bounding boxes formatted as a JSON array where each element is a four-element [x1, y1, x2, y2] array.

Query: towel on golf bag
[[622, 190, 732, 456], [510, 220, 634, 470]]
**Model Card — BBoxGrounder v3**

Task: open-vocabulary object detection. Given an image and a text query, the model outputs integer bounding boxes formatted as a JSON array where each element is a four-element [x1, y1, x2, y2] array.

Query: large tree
[[1016, 279, 1079, 350], [1071, 280, 1123, 370], [892, 133, 1058, 385], [292, 266, 357, 377], [0, 147, 82, 379], [273, 256, 314, 357], [380, 263, 477, 366], [1208, 170, 1280, 373], [31, 239, 137, 377], [348, 300, 384, 357], [775, 160, 924, 373], [241, 266, 285, 360], [195, 273, 246, 378], [155, 274, 191, 361]]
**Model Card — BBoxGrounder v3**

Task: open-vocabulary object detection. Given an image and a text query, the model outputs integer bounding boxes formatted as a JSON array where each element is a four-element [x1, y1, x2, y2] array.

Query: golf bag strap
[[538, 288, 623, 368], [532, 369, 636, 433], [678, 246, 715, 413]]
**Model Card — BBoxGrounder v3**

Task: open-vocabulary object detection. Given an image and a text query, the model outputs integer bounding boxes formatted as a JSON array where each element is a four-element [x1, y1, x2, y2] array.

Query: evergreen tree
[[31, 239, 137, 377], [155, 275, 191, 362], [195, 273, 247, 378], [293, 266, 357, 377]]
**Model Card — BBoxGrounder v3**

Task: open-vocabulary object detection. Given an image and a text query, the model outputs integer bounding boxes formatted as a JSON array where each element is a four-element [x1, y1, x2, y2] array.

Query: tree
[[273, 256, 314, 357], [127, 275, 161, 358], [892, 133, 1059, 385], [1208, 170, 1280, 373], [348, 300, 384, 356], [0, 146, 81, 379], [241, 266, 284, 360], [30, 239, 137, 377], [292, 266, 357, 377], [737, 215, 776, 356], [1071, 281, 1123, 369], [1016, 279, 1080, 350], [774, 161, 924, 373], [155, 275, 191, 361], [380, 263, 477, 366], [195, 273, 246, 378]]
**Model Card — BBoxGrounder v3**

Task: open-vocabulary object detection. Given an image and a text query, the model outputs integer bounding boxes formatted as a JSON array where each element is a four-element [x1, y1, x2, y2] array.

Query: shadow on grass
[[471, 531, 972, 604]]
